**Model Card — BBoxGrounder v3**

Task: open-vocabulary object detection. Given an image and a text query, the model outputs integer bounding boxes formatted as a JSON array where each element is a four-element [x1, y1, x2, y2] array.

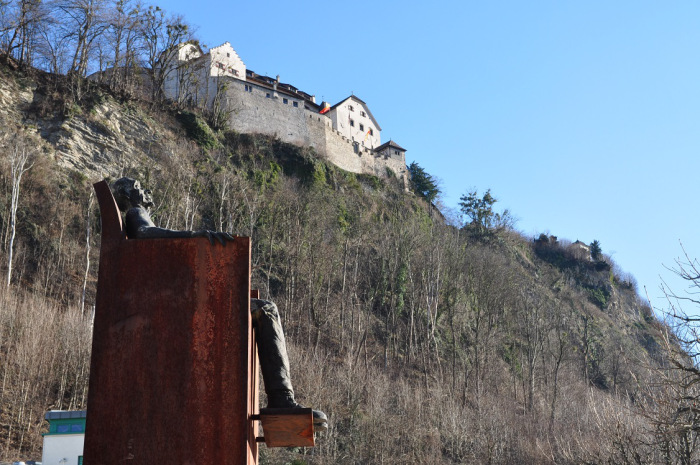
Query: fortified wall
[[224, 77, 407, 180], [164, 42, 409, 185]]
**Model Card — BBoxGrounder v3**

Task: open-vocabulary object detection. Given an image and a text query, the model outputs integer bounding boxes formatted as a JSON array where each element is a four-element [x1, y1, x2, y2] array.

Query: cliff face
[[0, 67, 174, 179]]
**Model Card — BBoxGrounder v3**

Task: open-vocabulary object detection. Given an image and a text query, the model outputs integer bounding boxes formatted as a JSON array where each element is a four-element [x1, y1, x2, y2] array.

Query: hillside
[[0, 63, 688, 465]]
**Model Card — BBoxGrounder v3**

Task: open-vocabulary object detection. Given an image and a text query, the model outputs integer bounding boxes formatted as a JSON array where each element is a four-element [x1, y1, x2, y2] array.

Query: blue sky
[[166, 0, 700, 313]]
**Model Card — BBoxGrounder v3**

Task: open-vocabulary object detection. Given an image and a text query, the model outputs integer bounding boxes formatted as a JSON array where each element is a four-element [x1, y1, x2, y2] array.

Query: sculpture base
[[257, 408, 315, 447]]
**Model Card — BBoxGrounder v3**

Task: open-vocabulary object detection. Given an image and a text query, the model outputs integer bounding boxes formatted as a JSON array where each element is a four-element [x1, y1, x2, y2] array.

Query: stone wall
[[370, 150, 408, 180], [225, 78, 311, 147], [222, 77, 407, 184]]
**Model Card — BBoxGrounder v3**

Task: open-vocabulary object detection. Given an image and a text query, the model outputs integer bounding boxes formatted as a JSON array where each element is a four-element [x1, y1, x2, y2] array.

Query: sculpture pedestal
[[257, 408, 315, 447], [84, 181, 258, 465]]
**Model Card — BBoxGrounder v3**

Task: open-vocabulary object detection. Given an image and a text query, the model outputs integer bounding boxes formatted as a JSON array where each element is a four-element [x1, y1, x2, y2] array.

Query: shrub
[[176, 110, 218, 150]]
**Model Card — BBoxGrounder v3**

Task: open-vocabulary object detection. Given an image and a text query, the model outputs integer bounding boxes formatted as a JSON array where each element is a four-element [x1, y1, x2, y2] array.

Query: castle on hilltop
[[163, 42, 408, 184]]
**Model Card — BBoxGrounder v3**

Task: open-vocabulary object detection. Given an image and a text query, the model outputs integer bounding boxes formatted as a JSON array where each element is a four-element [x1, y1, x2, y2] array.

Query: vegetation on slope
[[0, 61, 696, 465]]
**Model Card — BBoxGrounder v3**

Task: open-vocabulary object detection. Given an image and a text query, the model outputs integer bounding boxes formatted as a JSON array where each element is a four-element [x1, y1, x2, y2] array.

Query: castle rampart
[[164, 42, 408, 185]]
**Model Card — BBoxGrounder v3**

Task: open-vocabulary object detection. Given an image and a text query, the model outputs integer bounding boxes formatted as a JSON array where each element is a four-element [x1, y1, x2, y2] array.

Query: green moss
[[343, 172, 361, 191], [357, 173, 383, 190], [176, 110, 218, 150], [588, 287, 610, 309], [64, 102, 82, 119], [337, 201, 352, 234], [252, 161, 282, 189], [311, 162, 327, 187]]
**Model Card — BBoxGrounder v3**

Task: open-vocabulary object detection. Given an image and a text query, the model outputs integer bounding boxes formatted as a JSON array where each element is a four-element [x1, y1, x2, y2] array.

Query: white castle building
[[163, 42, 408, 183]]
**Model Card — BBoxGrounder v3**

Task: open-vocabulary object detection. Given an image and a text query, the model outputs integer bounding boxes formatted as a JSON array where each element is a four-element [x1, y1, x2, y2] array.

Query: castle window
[[359, 123, 364, 131], [227, 53, 230, 57], [293, 101, 299, 107], [361, 111, 366, 117], [283, 98, 288, 104], [348, 105, 354, 111], [369, 128, 374, 135], [350, 119, 354, 127]]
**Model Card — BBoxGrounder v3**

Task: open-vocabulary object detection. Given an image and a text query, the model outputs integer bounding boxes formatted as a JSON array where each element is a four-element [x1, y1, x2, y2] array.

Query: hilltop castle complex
[[163, 42, 408, 184]]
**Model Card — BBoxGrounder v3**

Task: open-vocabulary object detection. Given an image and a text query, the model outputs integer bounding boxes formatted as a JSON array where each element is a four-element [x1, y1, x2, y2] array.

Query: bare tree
[[139, 6, 191, 103], [206, 77, 233, 130], [54, 0, 108, 77], [172, 40, 205, 106], [3, 0, 46, 67], [640, 244, 700, 464], [5, 134, 34, 287], [80, 190, 93, 313], [103, 0, 141, 93], [35, 13, 69, 75]]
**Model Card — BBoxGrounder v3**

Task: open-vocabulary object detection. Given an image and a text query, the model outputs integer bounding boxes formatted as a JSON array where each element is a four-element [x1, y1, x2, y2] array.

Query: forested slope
[[0, 63, 691, 465]]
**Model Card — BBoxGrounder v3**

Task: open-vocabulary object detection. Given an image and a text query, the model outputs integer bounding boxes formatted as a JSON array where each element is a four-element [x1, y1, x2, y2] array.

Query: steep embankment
[[0, 65, 672, 464], [0, 67, 175, 177]]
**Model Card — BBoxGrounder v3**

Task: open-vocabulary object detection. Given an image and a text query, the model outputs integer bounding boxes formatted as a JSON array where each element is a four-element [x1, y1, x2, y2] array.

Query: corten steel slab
[[84, 181, 258, 465]]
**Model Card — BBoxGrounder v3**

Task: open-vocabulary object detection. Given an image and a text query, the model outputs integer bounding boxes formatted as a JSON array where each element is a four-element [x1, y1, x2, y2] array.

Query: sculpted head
[[111, 177, 154, 212]]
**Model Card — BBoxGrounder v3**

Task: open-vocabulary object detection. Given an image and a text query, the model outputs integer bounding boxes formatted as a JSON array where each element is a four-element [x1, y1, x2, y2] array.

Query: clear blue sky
[[166, 0, 700, 313]]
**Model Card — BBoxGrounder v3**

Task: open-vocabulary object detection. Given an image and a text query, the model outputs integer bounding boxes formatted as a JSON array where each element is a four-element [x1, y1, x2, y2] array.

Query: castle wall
[[223, 79, 406, 181], [163, 41, 407, 185], [370, 150, 409, 181], [224, 78, 314, 148], [211, 68, 407, 184], [320, 124, 364, 173]]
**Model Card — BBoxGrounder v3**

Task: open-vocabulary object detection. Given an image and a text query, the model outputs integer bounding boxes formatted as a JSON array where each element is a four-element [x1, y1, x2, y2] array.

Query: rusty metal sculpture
[[85, 180, 257, 464], [111, 177, 327, 432]]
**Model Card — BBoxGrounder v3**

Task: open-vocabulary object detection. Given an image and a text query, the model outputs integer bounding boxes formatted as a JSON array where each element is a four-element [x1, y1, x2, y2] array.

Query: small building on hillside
[[571, 240, 592, 261], [42, 410, 86, 465]]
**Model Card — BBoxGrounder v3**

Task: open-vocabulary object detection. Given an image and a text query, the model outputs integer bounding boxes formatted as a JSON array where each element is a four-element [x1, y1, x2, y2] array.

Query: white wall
[[177, 43, 203, 62], [208, 42, 246, 80], [329, 97, 380, 149], [164, 42, 246, 106], [42, 434, 84, 465]]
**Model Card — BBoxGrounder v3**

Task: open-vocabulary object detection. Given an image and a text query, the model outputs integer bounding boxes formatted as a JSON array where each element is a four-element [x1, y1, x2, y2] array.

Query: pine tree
[[590, 239, 602, 261], [407, 161, 440, 203]]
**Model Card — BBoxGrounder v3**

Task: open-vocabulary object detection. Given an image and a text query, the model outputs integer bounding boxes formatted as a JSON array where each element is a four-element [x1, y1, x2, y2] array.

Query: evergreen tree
[[459, 188, 513, 235], [590, 239, 602, 261], [407, 161, 440, 203]]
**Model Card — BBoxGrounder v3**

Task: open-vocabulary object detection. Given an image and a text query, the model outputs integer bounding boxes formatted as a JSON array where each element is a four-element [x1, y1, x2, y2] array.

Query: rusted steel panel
[[85, 181, 257, 465]]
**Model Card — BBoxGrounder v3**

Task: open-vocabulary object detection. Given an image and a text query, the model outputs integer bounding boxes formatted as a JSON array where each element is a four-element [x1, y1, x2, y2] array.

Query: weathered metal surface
[[259, 408, 315, 448], [85, 181, 257, 465]]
